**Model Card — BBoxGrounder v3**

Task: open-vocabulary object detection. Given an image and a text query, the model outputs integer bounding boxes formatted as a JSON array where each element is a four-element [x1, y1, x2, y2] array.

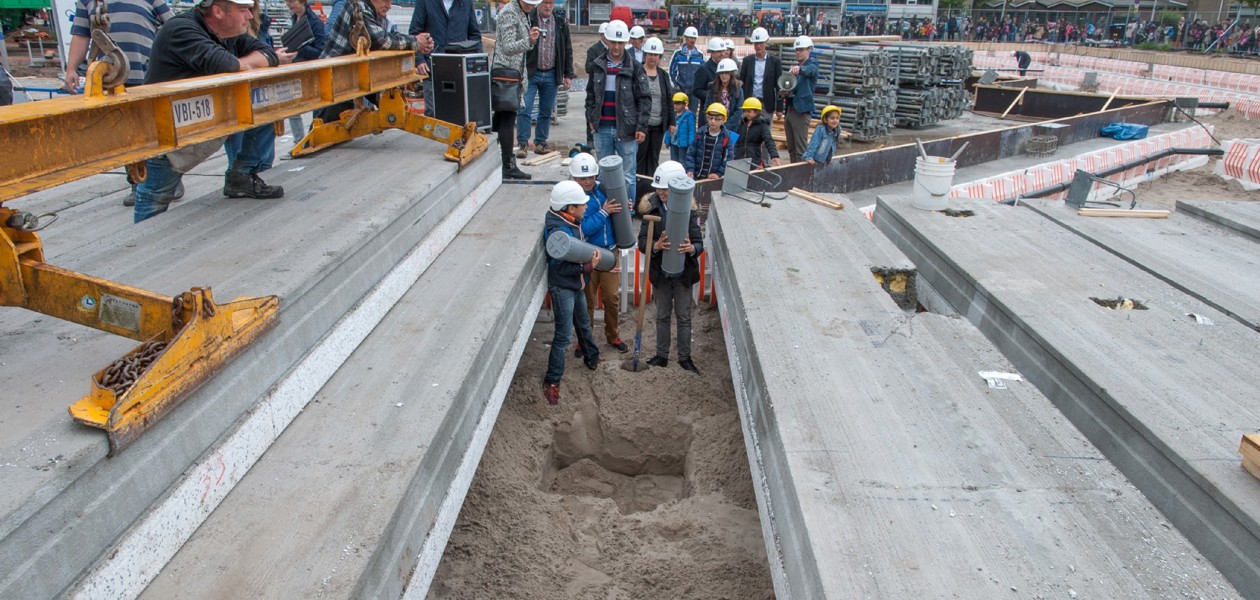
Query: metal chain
[[98, 340, 168, 396], [348, 0, 369, 55]]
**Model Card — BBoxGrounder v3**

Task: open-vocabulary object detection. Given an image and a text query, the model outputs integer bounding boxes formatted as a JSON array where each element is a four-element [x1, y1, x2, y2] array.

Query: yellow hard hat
[[740, 97, 763, 111], [820, 105, 842, 119], [672, 92, 690, 103], [705, 103, 728, 118]]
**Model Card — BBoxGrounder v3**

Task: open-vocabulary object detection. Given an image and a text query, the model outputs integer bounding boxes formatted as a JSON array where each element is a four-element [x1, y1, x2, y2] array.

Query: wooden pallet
[[1242, 434, 1260, 482]]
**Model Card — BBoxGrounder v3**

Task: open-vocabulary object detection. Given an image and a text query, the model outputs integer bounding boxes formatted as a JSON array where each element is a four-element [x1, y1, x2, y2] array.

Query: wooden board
[[1078, 208, 1170, 219], [1242, 434, 1260, 482]]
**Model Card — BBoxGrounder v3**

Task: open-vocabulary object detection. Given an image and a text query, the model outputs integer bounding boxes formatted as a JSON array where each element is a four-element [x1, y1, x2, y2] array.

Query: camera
[[541, 29, 548, 38]]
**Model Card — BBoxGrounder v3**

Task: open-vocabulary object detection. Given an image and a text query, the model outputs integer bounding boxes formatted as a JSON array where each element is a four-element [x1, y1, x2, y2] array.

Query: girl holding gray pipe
[[636, 162, 703, 375]]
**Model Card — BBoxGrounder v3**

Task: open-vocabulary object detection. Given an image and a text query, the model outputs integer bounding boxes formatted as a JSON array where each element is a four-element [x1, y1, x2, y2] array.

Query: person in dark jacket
[[134, 0, 291, 223], [635, 36, 676, 180], [688, 36, 723, 112], [636, 162, 703, 375], [543, 180, 604, 405], [516, 0, 573, 155], [684, 103, 734, 179], [1013, 50, 1031, 76], [586, 20, 650, 195], [409, 0, 481, 115], [739, 27, 782, 119], [584, 22, 607, 73], [782, 35, 818, 163], [731, 98, 780, 167]]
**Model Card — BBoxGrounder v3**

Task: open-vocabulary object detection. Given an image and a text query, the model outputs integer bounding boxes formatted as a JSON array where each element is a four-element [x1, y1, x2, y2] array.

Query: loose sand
[[428, 303, 774, 600], [1130, 109, 1260, 210]]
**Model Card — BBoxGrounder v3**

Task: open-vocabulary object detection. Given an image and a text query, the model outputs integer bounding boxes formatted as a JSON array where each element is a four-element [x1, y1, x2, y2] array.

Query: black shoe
[[678, 358, 700, 375], [503, 156, 532, 180], [585, 356, 600, 370], [224, 171, 284, 199], [574, 345, 584, 358], [609, 338, 628, 353], [646, 355, 668, 368]]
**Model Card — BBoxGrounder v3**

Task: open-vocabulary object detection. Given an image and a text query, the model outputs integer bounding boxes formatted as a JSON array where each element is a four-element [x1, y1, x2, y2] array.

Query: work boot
[[679, 358, 700, 375], [543, 382, 560, 405], [224, 171, 284, 199], [646, 355, 668, 368], [535, 141, 550, 154], [609, 338, 628, 353], [515, 143, 529, 159], [502, 155, 531, 180]]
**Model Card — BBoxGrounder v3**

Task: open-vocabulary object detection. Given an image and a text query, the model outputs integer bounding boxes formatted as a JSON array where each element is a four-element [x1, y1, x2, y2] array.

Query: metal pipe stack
[[778, 42, 973, 139]]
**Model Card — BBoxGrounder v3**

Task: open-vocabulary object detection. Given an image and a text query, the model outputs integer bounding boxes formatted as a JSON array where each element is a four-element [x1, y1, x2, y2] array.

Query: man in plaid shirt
[[317, 0, 433, 123]]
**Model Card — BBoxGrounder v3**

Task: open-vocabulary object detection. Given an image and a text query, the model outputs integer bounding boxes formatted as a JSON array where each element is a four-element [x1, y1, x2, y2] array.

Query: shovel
[[623, 215, 659, 372]]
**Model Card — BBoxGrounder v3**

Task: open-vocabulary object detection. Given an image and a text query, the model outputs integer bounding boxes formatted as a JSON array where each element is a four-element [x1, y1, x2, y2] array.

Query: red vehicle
[[609, 6, 634, 26], [636, 9, 669, 33]]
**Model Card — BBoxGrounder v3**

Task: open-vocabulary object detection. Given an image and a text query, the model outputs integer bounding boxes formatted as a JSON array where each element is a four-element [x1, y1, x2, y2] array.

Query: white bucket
[[912, 156, 956, 211]]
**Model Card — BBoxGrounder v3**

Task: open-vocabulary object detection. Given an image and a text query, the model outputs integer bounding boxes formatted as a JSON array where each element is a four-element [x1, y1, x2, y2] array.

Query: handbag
[[490, 67, 523, 112]]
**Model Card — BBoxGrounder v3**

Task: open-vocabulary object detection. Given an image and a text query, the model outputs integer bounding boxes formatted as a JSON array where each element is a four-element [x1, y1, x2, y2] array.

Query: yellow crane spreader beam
[[0, 50, 419, 203]]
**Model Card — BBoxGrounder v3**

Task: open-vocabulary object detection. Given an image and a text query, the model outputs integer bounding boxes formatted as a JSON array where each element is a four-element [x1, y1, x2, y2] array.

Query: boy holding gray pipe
[[568, 153, 629, 354], [636, 163, 703, 375], [543, 181, 604, 405]]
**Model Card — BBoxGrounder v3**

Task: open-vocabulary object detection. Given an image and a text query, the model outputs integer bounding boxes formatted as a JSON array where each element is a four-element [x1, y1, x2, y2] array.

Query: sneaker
[[609, 338, 628, 353], [679, 358, 700, 375], [224, 172, 284, 199], [543, 383, 560, 405], [646, 355, 668, 368], [535, 141, 550, 154]]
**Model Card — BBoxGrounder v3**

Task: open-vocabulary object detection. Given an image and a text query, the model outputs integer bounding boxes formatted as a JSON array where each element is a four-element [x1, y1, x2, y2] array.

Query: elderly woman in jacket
[[493, 0, 542, 180]]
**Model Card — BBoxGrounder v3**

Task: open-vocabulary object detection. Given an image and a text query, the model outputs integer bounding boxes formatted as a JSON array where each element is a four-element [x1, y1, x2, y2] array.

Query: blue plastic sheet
[[1100, 123, 1149, 140]]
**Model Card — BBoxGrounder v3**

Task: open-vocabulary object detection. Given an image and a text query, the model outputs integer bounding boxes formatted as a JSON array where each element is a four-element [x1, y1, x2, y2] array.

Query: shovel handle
[[636, 218, 657, 329]]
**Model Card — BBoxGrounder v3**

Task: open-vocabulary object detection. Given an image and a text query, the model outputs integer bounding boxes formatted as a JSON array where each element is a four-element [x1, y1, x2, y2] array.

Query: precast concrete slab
[[0, 133, 500, 599], [1177, 200, 1260, 243], [137, 186, 546, 599], [708, 195, 1239, 599], [1024, 200, 1260, 332], [874, 195, 1260, 597]]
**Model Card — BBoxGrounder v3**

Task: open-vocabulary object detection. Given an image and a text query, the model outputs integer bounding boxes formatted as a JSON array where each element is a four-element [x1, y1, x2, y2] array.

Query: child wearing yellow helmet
[[685, 103, 736, 179], [664, 92, 696, 163], [804, 105, 843, 166], [732, 97, 782, 168]]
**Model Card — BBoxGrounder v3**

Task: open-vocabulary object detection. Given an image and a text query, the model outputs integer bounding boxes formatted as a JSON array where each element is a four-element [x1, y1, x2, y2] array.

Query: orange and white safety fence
[[1216, 139, 1260, 191]]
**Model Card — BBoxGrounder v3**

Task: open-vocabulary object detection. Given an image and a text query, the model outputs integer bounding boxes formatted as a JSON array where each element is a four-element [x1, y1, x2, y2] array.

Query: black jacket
[[146, 10, 277, 84], [543, 210, 593, 291], [739, 52, 782, 114], [584, 40, 606, 74], [732, 113, 779, 166], [636, 194, 703, 287], [689, 58, 718, 109], [525, 11, 574, 81], [585, 51, 650, 141]]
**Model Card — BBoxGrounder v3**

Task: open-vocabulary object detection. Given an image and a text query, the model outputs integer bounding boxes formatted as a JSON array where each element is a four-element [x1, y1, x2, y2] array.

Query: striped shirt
[[600, 58, 619, 126], [72, 0, 172, 86]]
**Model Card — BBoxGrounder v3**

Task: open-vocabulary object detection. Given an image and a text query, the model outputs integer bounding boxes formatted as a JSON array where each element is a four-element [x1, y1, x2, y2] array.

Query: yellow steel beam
[[0, 50, 419, 203]]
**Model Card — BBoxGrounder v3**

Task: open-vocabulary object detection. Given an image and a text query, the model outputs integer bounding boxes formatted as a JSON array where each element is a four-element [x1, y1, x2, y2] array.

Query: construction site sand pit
[[1131, 110, 1260, 210], [429, 304, 774, 600]]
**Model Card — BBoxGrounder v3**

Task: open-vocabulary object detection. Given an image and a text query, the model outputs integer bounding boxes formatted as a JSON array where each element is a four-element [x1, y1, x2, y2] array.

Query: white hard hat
[[749, 27, 769, 43], [683, 26, 699, 38], [521, 0, 542, 5], [551, 180, 589, 211], [706, 37, 725, 52], [644, 37, 664, 55], [717, 58, 737, 73], [651, 161, 686, 189], [605, 20, 630, 43], [723, 38, 736, 50], [598, 22, 608, 35], [569, 152, 598, 178], [629, 25, 645, 39], [793, 35, 813, 49]]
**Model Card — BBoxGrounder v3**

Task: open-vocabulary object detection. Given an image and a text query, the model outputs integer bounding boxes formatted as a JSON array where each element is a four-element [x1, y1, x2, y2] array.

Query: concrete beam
[[1177, 200, 1260, 243], [709, 194, 1237, 598], [875, 195, 1260, 598]]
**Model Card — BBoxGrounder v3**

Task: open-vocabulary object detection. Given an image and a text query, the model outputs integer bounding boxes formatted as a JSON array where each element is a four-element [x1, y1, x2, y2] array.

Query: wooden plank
[[1241, 434, 1260, 468], [520, 151, 560, 166], [1000, 86, 1029, 120], [789, 187, 844, 210], [1078, 208, 1170, 219]]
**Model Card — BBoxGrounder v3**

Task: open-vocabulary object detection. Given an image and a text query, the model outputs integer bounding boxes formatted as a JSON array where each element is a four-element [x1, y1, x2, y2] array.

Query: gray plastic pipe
[[661, 175, 695, 277], [597, 155, 638, 249], [546, 230, 618, 272]]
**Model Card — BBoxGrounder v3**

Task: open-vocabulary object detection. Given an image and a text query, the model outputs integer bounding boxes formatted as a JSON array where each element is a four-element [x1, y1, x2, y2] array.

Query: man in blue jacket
[[569, 153, 629, 354], [668, 26, 703, 106], [782, 35, 817, 163], [409, 0, 482, 115], [543, 180, 604, 405]]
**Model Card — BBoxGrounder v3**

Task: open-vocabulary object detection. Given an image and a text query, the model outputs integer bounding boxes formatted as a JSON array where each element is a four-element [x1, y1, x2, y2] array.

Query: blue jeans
[[595, 126, 637, 197], [132, 155, 184, 223], [224, 125, 276, 174], [544, 285, 600, 385], [516, 71, 558, 146]]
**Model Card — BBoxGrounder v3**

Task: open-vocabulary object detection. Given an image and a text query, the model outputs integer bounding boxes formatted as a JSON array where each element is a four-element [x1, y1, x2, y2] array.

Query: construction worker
[[731, 97, 780, 168], [567, 152, 628, 354], [668, 26, 703, 101], [1013, 50, 1032, 77], [543, 180, 604, 405], [804, 105, 842, 165], [132, 0, 296, 223], [637, 161, 702, 375], [684, 103, 734, 180], [782, 35, 817, 163]]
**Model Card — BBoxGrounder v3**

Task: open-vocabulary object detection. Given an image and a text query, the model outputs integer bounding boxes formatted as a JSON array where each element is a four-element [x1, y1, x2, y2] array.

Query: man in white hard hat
[[740, 26, 782, 121], [668, 25, 703, 101], [543, 180, 604, 405], [567, 153, 629, 355], [586, 21, 609, 73], [628, 25, 646, 63], [586, 20, 649, 195], [688, 36, 724, 112], [782, 35, 818, 163]]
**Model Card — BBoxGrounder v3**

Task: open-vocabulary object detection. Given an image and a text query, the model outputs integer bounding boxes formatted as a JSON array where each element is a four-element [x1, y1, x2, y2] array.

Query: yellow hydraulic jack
[[0, 210, 278, 455], [291, 87, 488, 167]]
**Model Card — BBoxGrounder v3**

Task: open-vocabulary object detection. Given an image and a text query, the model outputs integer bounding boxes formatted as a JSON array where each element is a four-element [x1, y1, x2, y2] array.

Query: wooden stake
[[1100, 88, 1121, 111], [1078, 208, 1169, 218], [999, 87, 1028, 120]]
